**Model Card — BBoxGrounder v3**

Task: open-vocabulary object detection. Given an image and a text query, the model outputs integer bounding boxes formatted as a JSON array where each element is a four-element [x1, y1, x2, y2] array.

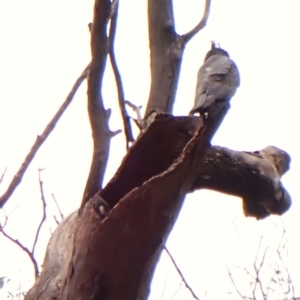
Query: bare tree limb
[[0, 168, 7, 185], [53, 215, 60, 225], [31, 169, 47, 258], [0, 223, 39, 279], [145, 0, 182, 117], [181, 0, 211, 43], [275, 225, 296, 299], [108, 0, 134, 149], [145, 0, 211, 119], [192, 145, 291, 219], [252, 237, 268, 299], [170, 281, 183, 300], [158, 269, 169, 300], [81, 0, 113, 207], [165, 246, 200, 300], [125, 100, 144, 130], [0, 65, 90, 209], [51, 193, 64, 221], [226, 225, 299, 300], [226, 264, 251, 300]]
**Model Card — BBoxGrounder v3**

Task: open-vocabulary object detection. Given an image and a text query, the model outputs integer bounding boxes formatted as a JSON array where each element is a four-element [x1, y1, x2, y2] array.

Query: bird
[[190, 41, 240, 117]]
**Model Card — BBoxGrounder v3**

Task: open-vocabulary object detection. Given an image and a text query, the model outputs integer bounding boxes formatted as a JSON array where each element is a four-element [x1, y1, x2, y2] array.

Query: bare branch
[[182, 0, 211, 43], [109, 0, 119, 18], [53, 215, 60, 225], [164, 247, 200, 300], [158, 269, 169, 300], [192, 145, 291, 219], [0, 225, 39, 279], [0, 65, 90, 208], [226, 264, 250, 300], [108, 0, 134, 149], [81, 0, 112, 207], [111, 129, 122, 137], [145, 0, 181, 117], [125, 100, 144, 130], [31, 169, 47, 258], [51, 193, 64, 221], [252, 237, 268, 299], [227, 226, 298, 300], [170, 281, 183, 300], [275, 225, 296, 299], [0, 168, 7, 185]]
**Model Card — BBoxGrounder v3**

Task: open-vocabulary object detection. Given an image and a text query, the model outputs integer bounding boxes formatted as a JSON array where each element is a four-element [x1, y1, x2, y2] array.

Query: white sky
[[0, 0, 299, 299]]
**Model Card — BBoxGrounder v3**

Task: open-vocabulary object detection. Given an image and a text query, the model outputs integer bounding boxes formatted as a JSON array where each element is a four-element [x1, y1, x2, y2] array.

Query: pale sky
[[0, 0, 299, 299]]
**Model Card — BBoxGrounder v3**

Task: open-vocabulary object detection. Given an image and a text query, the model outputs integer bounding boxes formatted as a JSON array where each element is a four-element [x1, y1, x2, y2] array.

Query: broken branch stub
[[25, 113, 292, 299], [59, 111, 227, 300], [191, 146, 291, 219]]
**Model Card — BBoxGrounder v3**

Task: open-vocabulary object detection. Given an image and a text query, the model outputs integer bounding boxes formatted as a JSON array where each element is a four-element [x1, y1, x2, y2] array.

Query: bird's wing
[[191, 55, 240, 114], [200, 55, 240, 100]]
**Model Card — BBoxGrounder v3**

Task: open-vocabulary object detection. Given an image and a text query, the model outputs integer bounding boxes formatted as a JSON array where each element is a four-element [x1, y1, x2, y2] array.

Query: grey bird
[[190, 42, 240, 117]]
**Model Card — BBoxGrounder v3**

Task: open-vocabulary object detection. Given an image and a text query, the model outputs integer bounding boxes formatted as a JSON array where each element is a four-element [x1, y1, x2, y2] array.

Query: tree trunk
[[24, 0, 291, 299]]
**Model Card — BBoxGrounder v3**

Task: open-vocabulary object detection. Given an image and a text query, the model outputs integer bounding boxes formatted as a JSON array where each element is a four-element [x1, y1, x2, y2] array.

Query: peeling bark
[[60, 114, 211, 300], [25, 113, 291, 300], [22, 0, 292, 298]]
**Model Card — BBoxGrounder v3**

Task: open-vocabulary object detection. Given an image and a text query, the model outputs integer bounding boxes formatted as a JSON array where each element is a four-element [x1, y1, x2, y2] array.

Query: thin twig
[[0, 168, 7, 185], [226, 264, 251, 300], [51, 193, 64, 221], [125, 100, 144, 130], [108, 0, 134, 149], [109, 0, 119, 19], [159, 269, 169, 300], [164, 247, 200, 300], [31, 169, 47, 258], [0, 65, 90, 208], [170, 281, 183, 300], [253, 236, 268, 300], [0, 225, 39, 279], [1, 210, 9, 228], [243, 267, 256, 281], [276, 224, 295, 299], [182, 0, 211, 43], [53, 214, 60, 225]]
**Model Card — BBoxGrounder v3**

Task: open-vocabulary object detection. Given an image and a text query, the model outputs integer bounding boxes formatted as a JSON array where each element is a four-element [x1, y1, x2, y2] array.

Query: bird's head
[[204, 41, 229, 61]]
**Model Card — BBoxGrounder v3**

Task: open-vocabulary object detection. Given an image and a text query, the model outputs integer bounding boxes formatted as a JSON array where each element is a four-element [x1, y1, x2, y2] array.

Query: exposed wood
[[24, 124, 291, 299], [57, 107, 228, 300], [23, 0, 292, 298]]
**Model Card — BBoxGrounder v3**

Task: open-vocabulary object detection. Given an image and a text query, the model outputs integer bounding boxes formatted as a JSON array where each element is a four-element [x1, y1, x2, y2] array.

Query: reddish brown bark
[[24, 126, 291, 299]]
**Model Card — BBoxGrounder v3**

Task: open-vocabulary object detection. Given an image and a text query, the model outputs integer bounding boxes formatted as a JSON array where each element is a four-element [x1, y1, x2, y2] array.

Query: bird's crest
[[204, 40, 229, 61], [211, 40, 221, 49]]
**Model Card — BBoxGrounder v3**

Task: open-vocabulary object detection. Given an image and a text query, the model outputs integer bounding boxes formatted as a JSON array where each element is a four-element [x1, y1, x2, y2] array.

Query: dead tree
[[0, 0, 289, 299]]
